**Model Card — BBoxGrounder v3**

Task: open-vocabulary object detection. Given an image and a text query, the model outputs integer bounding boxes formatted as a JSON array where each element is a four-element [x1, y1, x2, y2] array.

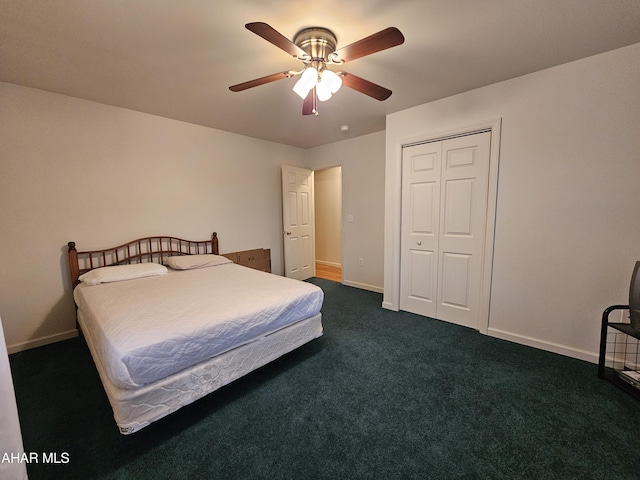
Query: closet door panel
[[407, 250, 436, 301], [437, 132, 491, 328], [400, 142, 441, 317], [440, 252, 471, 309]]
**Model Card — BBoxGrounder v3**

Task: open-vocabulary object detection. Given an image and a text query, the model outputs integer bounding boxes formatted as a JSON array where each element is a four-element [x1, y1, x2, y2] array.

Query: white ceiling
[[1, 0, 639, 148]]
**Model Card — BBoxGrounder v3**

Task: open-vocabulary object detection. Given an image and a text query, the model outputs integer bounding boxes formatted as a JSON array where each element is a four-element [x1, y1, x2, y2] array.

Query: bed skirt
[[78, 311, 323, 434]]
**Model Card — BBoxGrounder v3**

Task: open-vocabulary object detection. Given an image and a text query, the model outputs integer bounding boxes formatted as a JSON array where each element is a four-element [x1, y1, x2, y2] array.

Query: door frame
[[313, 166, 344, 281], [281, 164, 345, 282], [383, 118, 502, 335]]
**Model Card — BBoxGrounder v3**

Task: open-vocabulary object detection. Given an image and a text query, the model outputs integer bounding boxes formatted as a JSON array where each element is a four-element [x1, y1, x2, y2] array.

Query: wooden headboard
[[68, 232, 219, 287]]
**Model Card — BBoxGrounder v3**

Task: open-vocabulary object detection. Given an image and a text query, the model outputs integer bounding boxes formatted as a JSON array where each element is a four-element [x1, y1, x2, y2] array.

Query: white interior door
[[400, 131, 491, 329], [282, 165, 315, 280]]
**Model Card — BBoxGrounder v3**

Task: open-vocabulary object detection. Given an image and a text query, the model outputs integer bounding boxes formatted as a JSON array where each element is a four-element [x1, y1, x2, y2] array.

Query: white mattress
[[74, 263, 324, 389]]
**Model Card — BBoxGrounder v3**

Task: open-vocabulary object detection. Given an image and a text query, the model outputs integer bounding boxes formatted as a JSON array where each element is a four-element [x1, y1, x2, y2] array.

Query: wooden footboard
[[68, 232, 219, 287]]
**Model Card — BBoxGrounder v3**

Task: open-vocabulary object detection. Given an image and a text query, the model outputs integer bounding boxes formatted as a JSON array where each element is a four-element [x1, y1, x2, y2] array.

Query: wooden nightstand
[[222, 248, 271, 273]]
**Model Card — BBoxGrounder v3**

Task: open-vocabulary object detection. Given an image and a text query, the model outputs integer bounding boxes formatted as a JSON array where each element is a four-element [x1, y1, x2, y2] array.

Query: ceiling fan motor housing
[[293, 27, 338, 60]]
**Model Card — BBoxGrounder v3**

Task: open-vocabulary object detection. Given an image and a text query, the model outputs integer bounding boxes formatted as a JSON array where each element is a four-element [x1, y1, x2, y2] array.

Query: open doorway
[[314, 166, 342, 283]]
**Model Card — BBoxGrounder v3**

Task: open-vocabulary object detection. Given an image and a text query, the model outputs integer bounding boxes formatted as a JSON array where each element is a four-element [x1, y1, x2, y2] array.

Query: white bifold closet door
[[400, 131, 491, 330]]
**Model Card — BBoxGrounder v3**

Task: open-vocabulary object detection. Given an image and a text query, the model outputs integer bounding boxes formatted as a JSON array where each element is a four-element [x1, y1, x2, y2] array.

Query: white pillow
[[79, 263, 168, 286], [163, 254, 232, 270]]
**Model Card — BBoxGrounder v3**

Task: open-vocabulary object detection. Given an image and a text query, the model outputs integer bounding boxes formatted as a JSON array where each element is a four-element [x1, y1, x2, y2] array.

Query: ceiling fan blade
[[333, 27, 404, 63], [302, 88, 318, 116], [339, 72, 392, 101], [229, 71, 292, 92], [246, 22, 307, 58]]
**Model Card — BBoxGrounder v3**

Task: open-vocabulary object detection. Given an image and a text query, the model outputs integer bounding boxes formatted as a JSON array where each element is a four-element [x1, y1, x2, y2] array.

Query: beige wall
[[314, 167, 342, 267], [385, 43, 640, 362], [0, 82, 306, 351], [306, 132, 386, 293]]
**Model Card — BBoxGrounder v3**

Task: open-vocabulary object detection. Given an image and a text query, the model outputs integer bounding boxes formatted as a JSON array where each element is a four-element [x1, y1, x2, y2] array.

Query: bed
[[67, 232, 323, 434]]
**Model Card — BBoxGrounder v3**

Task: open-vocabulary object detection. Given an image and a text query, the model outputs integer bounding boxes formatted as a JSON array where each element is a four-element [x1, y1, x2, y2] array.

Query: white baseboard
[[487, 327, 598, 364], [315, 260, 342, 268], [342, 280, 384, 294], [7, 329, 79, 354]]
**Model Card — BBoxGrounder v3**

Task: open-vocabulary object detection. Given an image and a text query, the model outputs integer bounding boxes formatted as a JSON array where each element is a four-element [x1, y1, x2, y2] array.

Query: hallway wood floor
[[315, 263, 342, 283]]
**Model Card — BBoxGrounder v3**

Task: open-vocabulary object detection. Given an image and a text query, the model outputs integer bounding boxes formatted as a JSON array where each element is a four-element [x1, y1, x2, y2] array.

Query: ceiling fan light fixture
[[316, 69, 342, 102], [321, 69, 342, 94], [293, 66, 318, 99], [316, 81, 332, 102]]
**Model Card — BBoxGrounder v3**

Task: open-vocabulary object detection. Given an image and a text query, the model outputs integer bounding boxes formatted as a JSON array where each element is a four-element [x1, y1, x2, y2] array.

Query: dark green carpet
[[9, 278, 640, 479]]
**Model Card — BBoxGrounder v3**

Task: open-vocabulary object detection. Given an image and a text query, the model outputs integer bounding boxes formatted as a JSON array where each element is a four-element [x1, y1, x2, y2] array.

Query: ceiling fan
[[229, 22, 405, 116]]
